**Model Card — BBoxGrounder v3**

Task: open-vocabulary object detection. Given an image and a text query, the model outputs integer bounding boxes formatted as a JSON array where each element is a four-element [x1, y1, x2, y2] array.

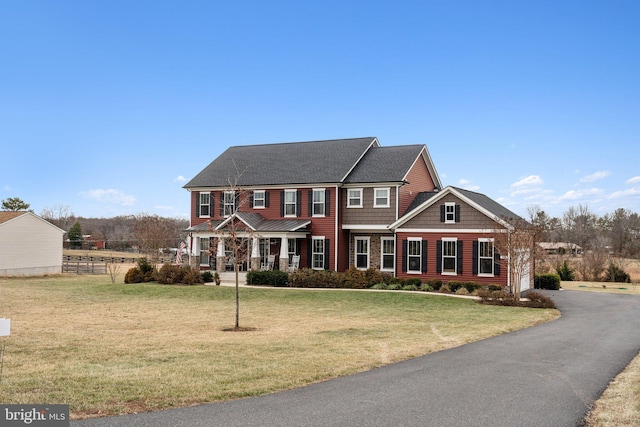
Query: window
[[312, 237, 324, 269], [442, 238, 457, 274], [444, 202, 456, 223], [347, 188, 362, 208], [408, 239, 422, 273], [355, 237, 369, 270], [223, 191, 235, 217], [381, 237, 395, 271], [288, 238, 297, 263], [479, 239, 494, 275], [313, 189, 325, 216], [199, 192, 210, 217], [199, 237, 210, 265], [253, 190, 265, 208], [284, 190, 297, 216], [374, 188, 390, 207]]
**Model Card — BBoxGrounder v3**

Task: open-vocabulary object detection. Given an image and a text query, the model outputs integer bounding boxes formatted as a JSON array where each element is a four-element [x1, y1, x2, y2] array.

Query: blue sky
[[2, 1, 639, 220]]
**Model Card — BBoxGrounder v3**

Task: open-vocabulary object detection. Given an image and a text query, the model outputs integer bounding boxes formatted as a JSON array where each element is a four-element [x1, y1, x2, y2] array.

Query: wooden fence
[[62, 261, 107, 274]]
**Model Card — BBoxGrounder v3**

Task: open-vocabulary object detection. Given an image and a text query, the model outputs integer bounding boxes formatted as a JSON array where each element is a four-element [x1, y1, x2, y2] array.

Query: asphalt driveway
[[73, 290, 640, 427]]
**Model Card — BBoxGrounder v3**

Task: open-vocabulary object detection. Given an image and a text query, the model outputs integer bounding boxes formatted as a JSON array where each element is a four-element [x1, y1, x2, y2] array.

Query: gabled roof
[[186, 212, 310, 233], [183, 137, 379, 189], [0, 211, 65, 233], [391, 186, 524, 230], [344, 145, 441, 188]]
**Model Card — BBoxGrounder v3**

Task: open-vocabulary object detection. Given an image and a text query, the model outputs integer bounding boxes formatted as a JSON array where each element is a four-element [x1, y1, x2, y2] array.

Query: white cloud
[[625, 176, 640, 185], [559, 188, 604, 201], [458, 178, 472, 185], [609, 188, 640, 199], [80, 189, 136, 206], [580, 171, 610, 183], [174, 175, 186, 183], [511, 175, 543, 188]]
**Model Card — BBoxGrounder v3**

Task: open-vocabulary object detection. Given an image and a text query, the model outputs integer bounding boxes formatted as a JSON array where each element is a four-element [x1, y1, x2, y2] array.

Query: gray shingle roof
[[183, 137, 378, 188], [185, 213, 310, 233], [344, 145, 425, 183]]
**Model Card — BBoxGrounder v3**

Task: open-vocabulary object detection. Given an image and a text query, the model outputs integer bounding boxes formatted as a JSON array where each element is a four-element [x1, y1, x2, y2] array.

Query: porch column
[[279, 235, 289, 272], [216, 239, 226, 273], [250, 237, 260, 270]]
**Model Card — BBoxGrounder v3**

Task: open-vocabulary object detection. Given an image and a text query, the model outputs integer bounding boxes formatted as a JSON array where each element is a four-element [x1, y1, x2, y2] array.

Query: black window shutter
[[440, 205, 445, 222], [196, 192, 201, 216], [455, 205, 461, 223], [210, 194, 214, 217], [265, 191, 270, 208], [436, 240, 442, 273], [219, 193, 224, 216], [280, 191, 285, 217], [324, 238, 330, 270], [457, 240, 463, 274], [296, 191, 302, 217], [472, 241, 478, 275], [307, 239, 312, 268], [401, 240, 407, 273], [494, 250, 501, 276], [421, 240, 428, 273], [308, 190, 313, 216], [249, 192, 254, 208], [325, 189, 330, 214]]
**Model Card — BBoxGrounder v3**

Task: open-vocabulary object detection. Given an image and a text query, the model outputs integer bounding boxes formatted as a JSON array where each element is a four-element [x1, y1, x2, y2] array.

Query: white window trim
[[445, 202, 456, 224], [441, 237, 457, 276], [407, 237, 422, 274], [312, 236, 325, 270], [312, 188, 326, 217], [380, 237, 395, 272], [355, 236, 370, 270], [347, 188, 363, 208], [199, 192, 211, 218], [284, 189, 297, 217], [253, 190, 266, 209], [373, 187, 390, 208], [223, 191, 236, 217], [478, 238, 495, 277]]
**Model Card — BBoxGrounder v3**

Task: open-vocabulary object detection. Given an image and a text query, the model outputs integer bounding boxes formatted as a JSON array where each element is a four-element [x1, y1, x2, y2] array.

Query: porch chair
[[261, 255, 275, 271], [287, 255, 300, 273]]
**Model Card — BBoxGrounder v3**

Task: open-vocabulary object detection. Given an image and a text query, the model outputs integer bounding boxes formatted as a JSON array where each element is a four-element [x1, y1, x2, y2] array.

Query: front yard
[[0, 275, 557, 420]]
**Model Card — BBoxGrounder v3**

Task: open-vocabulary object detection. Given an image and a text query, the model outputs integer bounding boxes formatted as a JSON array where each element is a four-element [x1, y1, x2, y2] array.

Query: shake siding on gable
[[402, 194, 498, 230], [399, 156, 437, 216]]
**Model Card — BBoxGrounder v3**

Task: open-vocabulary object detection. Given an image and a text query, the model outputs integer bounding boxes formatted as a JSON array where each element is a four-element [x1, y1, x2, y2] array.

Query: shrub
[[155, 264, 204, 285], [606, 263, 631, 283], [182, 266, 204, 285], [401, 284, 419, 291], [447, 281, 463, 293], [371, 283, 388, 290], [246, 270, 289, 287], [365, 269, 393, 287], [455, 287, 470, 296], [201, 271, 214, 283], [386, 282, 401, 290], [420, 283, 434, 292], [124, 267, 146, 284], [535, 273, 561, 290], [462, 281, 481, 293], [344, 266, 368, 289], [488, 284, 503, 291], [439, 284, 452, 294], [556, 261, 575, 281], [425, 279, 442, 291], [124, 257, 156, 284], [287, 269, 345, 288], [137, 257, 155, 275], [404, 278, 422, 288], [524, 292, 556, 309]]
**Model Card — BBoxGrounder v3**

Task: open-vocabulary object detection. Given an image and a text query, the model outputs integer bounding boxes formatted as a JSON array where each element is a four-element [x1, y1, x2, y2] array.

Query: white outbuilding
[[0, 211, 65, 276]]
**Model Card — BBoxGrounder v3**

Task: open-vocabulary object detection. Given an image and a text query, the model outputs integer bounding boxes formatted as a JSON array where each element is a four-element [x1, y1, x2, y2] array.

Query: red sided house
[[183, 137, 531, 292]]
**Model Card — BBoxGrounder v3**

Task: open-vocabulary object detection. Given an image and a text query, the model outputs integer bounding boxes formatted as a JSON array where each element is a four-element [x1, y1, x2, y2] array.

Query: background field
[[0, 275, 557, 420]]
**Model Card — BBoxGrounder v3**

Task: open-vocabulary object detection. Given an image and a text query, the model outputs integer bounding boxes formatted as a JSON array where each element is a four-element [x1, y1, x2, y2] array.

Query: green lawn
[[0, 275, 558, 420]]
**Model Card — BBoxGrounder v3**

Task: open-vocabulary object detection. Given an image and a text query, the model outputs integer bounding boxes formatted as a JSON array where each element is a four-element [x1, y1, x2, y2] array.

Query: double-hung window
[[381, 237, 395, 271], [312, 189, 325, 216], [479, 239, 494, 275], [199, 192, 210, 217], [355, 237, 369, 270], [444, 202, 456, 223], [442, 238, 457, 274], [223, 191, 235, 217], [407, 238, 422, 273], [347, 188, 362, 208], [312, 237, 324, 269], [253, 190, 265, 208], [284, 189, 297, 216], [374, 188, 390, 208]]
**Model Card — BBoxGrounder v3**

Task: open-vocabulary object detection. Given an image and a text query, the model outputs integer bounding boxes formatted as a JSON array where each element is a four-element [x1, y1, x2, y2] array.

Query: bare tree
[[493, 218, 535, 301], [40, 204, 75, 231], [131, 213, 177, 266]]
